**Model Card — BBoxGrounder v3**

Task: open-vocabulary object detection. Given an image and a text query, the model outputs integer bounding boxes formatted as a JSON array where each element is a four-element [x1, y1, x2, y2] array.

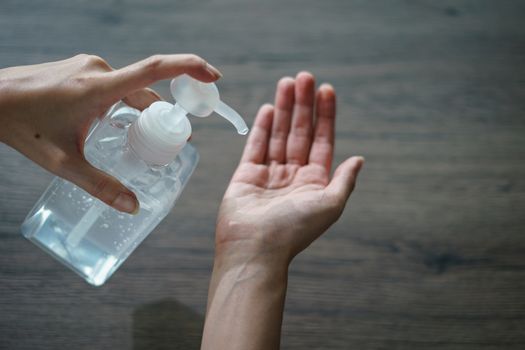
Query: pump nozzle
[[170, 75, 249, 134], [215, 101, 249, 135]]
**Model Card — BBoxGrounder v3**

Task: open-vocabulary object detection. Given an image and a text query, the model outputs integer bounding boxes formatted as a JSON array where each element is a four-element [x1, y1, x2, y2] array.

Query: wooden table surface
[[1, 1, 524, 349]]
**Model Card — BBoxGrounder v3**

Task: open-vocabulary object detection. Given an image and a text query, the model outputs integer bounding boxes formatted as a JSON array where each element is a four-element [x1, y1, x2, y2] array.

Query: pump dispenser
[[21, 75, 248, 286], [129, 75, 248, 166]]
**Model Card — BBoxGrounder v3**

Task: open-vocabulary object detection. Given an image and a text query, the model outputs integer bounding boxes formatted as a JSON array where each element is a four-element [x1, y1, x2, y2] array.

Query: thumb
[[102, 54, 222, 101], [326, 156, 365, 207], [123, 87, 163, 111], [61, 159, 139, 214]]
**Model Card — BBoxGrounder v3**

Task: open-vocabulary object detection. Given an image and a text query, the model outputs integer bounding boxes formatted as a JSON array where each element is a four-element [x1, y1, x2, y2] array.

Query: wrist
[[212, 251, 289, 291], [214, 238, 292, 276], [210, 239, 291, 302], [203, 239, 289, 350]]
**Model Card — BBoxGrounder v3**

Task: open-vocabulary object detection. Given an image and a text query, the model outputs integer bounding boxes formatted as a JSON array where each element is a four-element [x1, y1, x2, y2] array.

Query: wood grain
[[1, 0, 524, 349]]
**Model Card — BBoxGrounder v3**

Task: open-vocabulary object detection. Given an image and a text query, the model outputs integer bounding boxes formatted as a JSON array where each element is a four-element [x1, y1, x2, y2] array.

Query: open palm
[[216, 72, 363, 260]]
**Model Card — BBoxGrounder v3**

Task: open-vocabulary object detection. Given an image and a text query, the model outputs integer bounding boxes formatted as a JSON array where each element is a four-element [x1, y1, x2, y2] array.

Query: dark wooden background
[[1, 0, 524, 349]]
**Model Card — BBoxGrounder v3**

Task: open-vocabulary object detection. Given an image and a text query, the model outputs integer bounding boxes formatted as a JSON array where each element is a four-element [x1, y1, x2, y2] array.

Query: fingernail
[[206, 63, 222, 78], [113, 192, 139, 214], [147, 89, 163, 100]]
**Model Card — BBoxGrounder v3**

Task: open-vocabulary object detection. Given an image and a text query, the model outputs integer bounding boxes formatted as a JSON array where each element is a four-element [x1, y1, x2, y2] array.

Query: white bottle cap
[[128, 101, 191, 166]]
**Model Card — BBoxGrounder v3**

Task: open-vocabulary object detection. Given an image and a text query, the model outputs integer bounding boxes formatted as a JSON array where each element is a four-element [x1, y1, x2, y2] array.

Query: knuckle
[[144, 55, 163, 70], [88, 55, 110, 69], [142, 54, 164, 80], [75, 54, 111, 71], [67, 55, 110, 96], [91, 177, 112, 202], [271, 129, 288, 140], [184, 54, 206, 69], [73, 53, 90, 61], [293, 126, 313, 139]]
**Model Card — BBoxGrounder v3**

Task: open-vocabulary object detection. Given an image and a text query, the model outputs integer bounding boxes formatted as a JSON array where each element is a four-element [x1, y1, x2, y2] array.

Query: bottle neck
[[113, 142, 152, 176]]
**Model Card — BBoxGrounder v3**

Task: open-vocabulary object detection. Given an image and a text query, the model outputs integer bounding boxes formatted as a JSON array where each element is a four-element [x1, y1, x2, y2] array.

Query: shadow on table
[[133, 298, 204, 350]]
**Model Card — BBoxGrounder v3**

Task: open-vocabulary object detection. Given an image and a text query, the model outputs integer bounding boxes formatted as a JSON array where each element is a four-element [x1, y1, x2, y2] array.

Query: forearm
[[201, 242, 289, 350]]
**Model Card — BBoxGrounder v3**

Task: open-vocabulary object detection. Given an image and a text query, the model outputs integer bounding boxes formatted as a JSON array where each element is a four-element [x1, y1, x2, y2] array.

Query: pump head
[[128, 75, 248, 166], [170, 75, 249, 135]]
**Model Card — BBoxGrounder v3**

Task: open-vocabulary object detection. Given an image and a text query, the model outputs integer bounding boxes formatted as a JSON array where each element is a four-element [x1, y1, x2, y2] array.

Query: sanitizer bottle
[[21, 75, 248, 286]]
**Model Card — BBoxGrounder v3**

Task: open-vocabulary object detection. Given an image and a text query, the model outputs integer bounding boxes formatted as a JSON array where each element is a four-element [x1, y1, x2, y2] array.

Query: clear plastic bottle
[[21, 75, 248, 286]]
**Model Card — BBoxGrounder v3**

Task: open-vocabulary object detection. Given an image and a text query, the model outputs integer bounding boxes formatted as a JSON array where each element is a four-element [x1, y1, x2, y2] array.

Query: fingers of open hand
[[286, 72, 315, 165], [101, 54, 221, 101], [245, 72, 336, 170], [241, 104, 274, 164], [60, 159, 139, 214], [308, 84, 336, 172], [326, 156, 364, 209], [267, 77, 294, 163]]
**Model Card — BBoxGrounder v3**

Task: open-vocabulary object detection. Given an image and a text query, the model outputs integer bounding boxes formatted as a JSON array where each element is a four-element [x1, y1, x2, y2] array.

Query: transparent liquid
[[21, 103, 198, 286]]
